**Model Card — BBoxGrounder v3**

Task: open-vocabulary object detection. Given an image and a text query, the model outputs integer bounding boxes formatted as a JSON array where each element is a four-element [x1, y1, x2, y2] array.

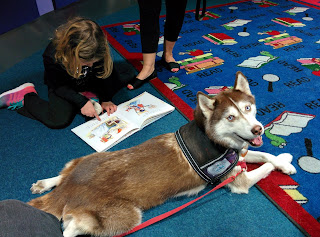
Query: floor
[[0, 1, 307, 236]]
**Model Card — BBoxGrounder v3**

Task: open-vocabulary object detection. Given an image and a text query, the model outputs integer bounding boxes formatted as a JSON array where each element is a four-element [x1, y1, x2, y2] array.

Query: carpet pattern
[[102, 0, 320, 235], [292, 0, 320, 8], [0, 49, 305, 237]]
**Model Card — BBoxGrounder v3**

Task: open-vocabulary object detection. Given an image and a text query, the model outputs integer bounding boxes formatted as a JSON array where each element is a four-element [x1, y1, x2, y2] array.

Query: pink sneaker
[[0, 83, 37, 110]]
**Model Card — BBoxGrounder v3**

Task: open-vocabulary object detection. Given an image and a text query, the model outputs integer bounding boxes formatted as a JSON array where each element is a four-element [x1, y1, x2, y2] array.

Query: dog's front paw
[[30, 181, 46, 194], [277, 153, 293, 163], [274, 153, 297, 175]]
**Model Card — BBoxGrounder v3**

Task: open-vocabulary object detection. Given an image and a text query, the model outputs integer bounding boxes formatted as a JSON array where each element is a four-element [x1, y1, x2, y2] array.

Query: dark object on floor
[[0, 199, 63, 237]]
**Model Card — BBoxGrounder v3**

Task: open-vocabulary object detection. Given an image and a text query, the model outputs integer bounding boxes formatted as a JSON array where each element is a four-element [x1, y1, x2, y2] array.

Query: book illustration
[[88, 116, 127, 143], [177, 53, 224, 74], [164, 76, 186, 91], [125, 99, 156, 115], [279, 182, 308, 205], [252, 0, 278, 7], [297, 58, 320, 76], [237, 51, 278, 69], [264, 111, 315, 148], [222, 19, 252, 30], [123, 24, 140, 35], [258, 33, 302, 49], [258, 30, 285, 36], [179, 49, 211, 56], [272, 17, 306, 27], [203, 33, 237, 45], [285, 7, 309, 15], [87, 97, 158, 142], [277, 148, 308, 204], [72, 92, 175, 152], [204, 86, 232, 96], [193, 11, 221, 20]]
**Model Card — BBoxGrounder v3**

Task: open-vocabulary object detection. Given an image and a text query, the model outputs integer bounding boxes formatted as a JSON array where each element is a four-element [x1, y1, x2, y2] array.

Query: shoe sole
[[0, 83, 35, 97]]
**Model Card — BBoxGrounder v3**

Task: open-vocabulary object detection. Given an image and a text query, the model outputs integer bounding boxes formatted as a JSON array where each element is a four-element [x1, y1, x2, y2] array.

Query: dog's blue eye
[[227, 115, 235, 121], [245, 105, 251, 111]]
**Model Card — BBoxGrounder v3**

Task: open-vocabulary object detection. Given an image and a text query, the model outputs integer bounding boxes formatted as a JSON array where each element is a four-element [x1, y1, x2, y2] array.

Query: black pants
[[138, 0, 188, 53], [18, 91, 78, 129], [0, 200, 63, 237], [17, 65, 131, 129]]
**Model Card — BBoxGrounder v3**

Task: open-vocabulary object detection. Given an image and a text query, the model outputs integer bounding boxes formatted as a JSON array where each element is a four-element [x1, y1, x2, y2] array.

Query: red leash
[[115, 166, 245, 237]]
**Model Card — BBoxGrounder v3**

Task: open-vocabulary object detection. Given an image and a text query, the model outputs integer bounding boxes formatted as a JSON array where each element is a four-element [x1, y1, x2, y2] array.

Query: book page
[[140, 110, 173, 129], [72, 112, 139, 152], [269, 112, 315, 136], [117, 92, 175, 129], [71, 92, 174, 152]]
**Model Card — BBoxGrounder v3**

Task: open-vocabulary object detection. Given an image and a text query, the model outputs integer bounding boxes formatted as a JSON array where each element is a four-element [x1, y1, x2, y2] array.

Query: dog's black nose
[[252, 125, 262, 135]]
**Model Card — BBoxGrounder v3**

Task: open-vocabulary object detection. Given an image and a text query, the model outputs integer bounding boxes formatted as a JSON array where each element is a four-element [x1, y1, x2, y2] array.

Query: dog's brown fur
[[29, 133, 205, 236], [28, 72, 296, 237]]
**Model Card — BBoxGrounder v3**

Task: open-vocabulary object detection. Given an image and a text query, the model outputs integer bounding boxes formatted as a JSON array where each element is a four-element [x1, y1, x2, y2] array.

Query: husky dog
[[29, 72, 296, 237]]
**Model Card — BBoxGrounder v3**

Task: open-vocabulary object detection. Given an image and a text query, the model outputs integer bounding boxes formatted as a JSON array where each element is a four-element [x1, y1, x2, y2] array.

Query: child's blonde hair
[[53, 17, 113, 79]]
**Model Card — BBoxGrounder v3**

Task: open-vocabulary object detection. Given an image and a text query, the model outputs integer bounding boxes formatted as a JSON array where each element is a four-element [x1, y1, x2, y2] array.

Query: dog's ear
[[234, 71, 252, 95], [197, 91, 215, 119]]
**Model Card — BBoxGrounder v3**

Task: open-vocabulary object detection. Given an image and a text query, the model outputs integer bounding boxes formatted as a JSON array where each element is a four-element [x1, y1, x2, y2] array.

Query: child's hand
[[81, 101, 101, 121], [101, 101, 117, 116]]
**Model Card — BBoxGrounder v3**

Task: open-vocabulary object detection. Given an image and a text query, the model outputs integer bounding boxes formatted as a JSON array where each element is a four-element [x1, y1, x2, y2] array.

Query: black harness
[[175, 121, 240, 185]]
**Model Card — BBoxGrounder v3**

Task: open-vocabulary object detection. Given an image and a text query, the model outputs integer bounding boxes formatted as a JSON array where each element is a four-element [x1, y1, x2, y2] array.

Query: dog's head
[[194, 71, 264, 150]]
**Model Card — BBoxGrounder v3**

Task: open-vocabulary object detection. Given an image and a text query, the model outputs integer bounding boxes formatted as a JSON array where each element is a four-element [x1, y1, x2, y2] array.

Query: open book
[[72, 92, 175, 152], [237, 55, 273, 68]]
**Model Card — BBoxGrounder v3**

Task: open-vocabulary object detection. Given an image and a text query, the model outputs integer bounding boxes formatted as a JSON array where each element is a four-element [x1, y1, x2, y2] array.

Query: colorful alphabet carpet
[[102, 0, 320, 235]]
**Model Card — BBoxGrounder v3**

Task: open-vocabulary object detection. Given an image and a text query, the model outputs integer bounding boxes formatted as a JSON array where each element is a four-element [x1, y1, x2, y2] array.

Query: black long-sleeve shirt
[[42, 42, 119, 109]]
